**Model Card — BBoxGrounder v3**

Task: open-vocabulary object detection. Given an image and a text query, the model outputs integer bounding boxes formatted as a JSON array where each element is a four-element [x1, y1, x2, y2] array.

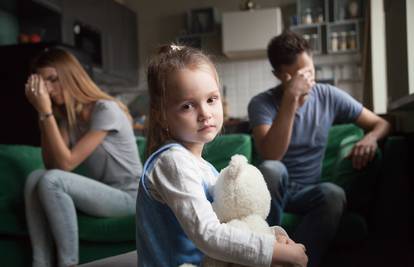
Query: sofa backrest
[[136, 134, 253, 171]]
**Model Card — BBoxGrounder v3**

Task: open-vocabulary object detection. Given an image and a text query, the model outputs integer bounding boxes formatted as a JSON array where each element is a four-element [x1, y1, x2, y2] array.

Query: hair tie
[[170, 44, 183, 51]]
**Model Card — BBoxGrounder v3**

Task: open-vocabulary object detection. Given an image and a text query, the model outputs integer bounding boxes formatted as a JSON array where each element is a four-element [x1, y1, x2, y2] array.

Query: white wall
[[119, 0, 293, 117], [216, 58, 277, 118], [407, 0, 414, 95], [122, 0, 294, 72], [120, 0, 364, 118], [370, 0, 388, 114]]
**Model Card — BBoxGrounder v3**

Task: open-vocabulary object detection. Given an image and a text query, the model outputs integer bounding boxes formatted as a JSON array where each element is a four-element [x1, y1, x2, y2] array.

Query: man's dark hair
[[267, 30, 311, 72]]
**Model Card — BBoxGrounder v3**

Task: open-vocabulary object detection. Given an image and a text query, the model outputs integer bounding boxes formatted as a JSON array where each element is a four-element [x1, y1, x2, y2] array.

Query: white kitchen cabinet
[[222, 8, 282, 58]]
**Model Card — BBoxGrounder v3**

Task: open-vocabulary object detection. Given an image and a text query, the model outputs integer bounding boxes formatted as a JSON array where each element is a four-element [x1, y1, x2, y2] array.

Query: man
[[248, 31, 391, 267]]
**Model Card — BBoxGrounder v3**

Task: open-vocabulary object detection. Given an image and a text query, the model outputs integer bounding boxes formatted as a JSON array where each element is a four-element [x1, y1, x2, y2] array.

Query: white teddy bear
[[201, 154, 289, 267]]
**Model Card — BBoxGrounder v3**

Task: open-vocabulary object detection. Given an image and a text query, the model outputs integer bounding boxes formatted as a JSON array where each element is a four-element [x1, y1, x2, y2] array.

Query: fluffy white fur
[[202, 155, 287, 267]]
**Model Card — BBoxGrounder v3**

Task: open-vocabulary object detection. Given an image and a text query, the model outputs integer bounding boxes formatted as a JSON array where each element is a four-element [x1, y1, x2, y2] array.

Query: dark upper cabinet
[[61, 0, 104, 45], [33, 0, 62, 13], [61, 0, 138, 86], [105, 1, 138, 81]]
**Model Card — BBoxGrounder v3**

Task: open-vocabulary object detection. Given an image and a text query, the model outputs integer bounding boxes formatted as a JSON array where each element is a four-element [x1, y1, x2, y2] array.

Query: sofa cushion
[[78, 213, 135, 242]]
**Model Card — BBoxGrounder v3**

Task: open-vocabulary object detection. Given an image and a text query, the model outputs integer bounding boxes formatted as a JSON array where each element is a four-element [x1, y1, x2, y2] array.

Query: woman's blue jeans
[[259, 160, 346, 267], [24, 169, 136, 267]]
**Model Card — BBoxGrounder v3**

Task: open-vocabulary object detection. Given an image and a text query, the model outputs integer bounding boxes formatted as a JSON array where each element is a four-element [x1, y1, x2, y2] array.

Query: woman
[[24, 48, 142, 267]]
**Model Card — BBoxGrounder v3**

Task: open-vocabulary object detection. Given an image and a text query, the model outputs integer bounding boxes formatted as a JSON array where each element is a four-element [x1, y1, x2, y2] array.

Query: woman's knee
[[25, 169, 47, 195], [37, 169, 66, 194]]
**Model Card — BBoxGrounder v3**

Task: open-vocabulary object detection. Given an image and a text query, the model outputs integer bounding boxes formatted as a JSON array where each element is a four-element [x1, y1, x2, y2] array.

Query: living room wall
[[0, 2, 18, 45], [119, 0, 299, 118]]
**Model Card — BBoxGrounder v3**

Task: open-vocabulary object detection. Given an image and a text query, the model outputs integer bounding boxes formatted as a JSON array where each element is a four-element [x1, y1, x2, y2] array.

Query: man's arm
[[350, 107, 391, 169], [252, 95, 297, 160], [252, 68, 314, 160]]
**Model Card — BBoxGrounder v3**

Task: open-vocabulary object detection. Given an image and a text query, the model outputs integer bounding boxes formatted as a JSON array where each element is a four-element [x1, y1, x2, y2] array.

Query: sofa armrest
[[323, 135, 382, 215], [0, 145, 44, 235], [326, 135, 381, 190]]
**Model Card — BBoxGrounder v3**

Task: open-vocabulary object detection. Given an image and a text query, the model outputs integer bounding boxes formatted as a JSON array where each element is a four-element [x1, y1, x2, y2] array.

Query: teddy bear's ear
[[227, 154, 248, 179]]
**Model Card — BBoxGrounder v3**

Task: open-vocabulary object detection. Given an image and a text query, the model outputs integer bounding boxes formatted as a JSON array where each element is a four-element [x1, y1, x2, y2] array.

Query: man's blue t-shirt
[[248, 83, 363, 185]]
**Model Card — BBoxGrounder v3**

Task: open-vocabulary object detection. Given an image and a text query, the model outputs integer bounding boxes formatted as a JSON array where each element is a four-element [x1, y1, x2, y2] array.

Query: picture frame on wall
[[187, 7, 216, 34]]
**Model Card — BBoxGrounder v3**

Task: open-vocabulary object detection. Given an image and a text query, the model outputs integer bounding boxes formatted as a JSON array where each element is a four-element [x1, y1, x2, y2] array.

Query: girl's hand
[[271, 240, 308, 267], [276, 235, 296, 245], [271, 225, 292, 245], [25, 74, 52, 114]]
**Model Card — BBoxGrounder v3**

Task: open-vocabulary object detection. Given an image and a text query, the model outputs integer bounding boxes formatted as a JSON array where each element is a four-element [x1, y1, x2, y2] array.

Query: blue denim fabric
[[25, 169, 135, 267], [259, 160, 346, 267]]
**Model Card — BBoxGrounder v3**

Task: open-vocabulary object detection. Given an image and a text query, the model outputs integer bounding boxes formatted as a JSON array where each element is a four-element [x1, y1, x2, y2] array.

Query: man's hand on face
[[284, 67, 315, 99]]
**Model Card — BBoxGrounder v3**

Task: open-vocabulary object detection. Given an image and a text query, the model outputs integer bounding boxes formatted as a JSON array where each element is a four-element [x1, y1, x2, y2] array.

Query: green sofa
[[0, 124, 380, 266]]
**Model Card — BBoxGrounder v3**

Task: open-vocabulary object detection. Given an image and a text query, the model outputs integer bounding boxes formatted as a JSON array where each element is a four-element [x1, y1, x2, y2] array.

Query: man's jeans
[[259, 160, 346, 267]]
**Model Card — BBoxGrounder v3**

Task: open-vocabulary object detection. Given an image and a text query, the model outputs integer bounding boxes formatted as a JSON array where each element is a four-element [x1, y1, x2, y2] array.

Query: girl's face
[[166, 66, 223, 155], [37, 67, 65, 105]]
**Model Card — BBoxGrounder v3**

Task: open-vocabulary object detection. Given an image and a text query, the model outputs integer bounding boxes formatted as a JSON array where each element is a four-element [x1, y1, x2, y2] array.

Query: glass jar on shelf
[[347, 30, 357, 50], [315, 7, 324, 23], [331, 32, 339, 52], [348, 0, 359, 18], [310, 33, 319, 52], [303, 8, 312, 24], [303, 34, 311, 45], [339, 31, 347, 51]]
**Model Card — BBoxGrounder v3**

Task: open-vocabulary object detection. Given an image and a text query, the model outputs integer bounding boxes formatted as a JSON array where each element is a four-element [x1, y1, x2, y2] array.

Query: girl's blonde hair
[[31, 48, 132, 131], [146, 44, 219, 155]]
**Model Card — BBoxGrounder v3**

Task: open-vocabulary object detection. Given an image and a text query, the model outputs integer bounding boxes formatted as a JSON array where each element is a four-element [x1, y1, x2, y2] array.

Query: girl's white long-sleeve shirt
[[146, 145, 275, 267]]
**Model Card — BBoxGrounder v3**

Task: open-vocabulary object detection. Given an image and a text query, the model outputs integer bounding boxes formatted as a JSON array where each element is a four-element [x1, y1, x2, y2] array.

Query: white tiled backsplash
[[215, 58, 278, 119], [215, 58, 363, 119]]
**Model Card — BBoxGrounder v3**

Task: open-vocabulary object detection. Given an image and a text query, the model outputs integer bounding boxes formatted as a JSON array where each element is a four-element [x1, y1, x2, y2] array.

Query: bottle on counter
[[339, 31, 347, 51], [331, 32, 339, 52], [303, 8, 312, 24], [310, 33, 319, 52], [348, 0, 359, 18], [303, 34, 311, 49], [347, 30, 357, 50], [316, 7, 324, 23]]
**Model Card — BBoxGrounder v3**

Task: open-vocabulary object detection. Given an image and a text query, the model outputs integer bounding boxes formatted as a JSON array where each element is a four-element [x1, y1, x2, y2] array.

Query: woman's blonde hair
[[31, 48, 131, 131], [146, 44, 219, 155]]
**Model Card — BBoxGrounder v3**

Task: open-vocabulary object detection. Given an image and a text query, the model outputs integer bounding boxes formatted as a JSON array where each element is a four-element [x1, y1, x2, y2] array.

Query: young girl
[[24, 48, 142, 267], [136, 44, 307, 267]]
